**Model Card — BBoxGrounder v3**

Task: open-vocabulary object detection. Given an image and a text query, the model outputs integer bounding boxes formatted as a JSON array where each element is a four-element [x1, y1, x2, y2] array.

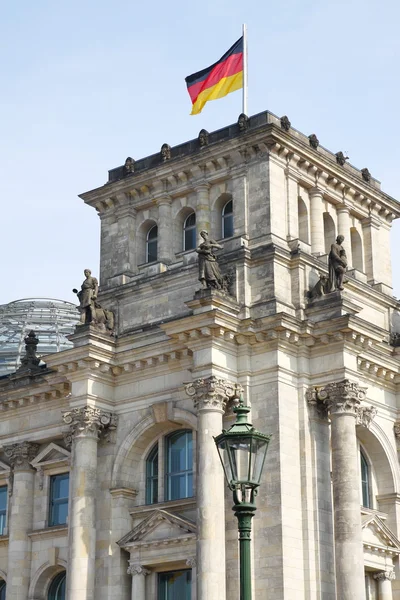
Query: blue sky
[[1, 0, 400, 304]]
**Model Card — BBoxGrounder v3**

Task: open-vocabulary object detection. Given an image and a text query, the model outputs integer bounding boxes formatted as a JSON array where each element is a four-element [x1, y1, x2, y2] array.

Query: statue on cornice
[[72, 270, 115, 333], [196, 231, 224, 290], [327, 235, 347, 292]]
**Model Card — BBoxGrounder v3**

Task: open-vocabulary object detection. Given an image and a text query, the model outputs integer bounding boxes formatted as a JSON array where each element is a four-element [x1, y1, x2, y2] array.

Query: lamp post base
[[233, 501, 257, 600]]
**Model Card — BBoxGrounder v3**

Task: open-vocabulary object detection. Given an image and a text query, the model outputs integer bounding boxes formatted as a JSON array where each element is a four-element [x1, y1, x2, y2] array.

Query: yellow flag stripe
[[190, 71, 243, 115]]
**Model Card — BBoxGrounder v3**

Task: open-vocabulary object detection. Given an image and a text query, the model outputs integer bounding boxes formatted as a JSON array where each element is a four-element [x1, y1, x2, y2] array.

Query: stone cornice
[[28, 525, 68, 541], [80, 110, 399, 223]]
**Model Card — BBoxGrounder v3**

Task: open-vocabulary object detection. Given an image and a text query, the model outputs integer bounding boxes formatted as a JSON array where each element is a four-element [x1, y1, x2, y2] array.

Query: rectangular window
[[0, 487, 7, 535], [158, 570, 191, 600], [49, 473, 69, 526]]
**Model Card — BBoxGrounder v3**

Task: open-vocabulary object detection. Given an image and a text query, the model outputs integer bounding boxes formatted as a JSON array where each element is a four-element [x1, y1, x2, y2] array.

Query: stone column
[[156, 196, 173, 264], [4, 441, 39, 600], [63, 406, 116, 600], [318, 380, 370, 600], [196, 183, 211, 238], [185, 377, 240, 600], [127, 563, 149, 600], [337, 203, 353, 267], [374, 570, 395, 600], [309, 187, 325, 254]]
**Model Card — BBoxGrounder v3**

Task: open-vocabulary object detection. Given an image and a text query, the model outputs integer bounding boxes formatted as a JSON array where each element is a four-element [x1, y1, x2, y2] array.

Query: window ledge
[[130, 497, 196, 518], [28, 524, 68, 540]]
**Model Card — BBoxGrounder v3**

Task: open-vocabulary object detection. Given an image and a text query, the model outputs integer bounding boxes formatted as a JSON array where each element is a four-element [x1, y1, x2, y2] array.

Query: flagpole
[[242, 23, 248, 115]]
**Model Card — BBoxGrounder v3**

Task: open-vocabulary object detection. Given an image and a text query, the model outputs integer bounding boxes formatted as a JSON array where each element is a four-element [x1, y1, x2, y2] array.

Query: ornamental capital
[[319, 380, 367, 417], [4, 441, 39, 470], [185, 376, 242, 412], [356, 406, 377, 428], [62, 406, 117, 441], [373, 570, 395, 581], [127, 563, 150, 577]]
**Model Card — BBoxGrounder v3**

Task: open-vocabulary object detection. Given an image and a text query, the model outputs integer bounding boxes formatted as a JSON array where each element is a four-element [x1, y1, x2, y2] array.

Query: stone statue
[[18, 330, 41, 371], [280, 115, 291, 131], [196, 231, 224, 289], [198, 129, 209, 147], [73, 269, 98, 325], [123, 157, 135, 176], [327, 235, 347, 292], [335, 151, 348, 166], [238, 113, 249, 132], [160, 144, 171, 162], [73, 270, 115, 333], [308, 133, 319, 149]]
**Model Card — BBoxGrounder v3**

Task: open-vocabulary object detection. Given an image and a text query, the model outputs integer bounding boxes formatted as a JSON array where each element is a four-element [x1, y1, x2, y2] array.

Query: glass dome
[[0, 298, 79, 376]]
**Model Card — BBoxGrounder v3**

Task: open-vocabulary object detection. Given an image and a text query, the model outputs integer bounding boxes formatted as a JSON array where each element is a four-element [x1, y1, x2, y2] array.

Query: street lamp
[[214, 397, 271, 600]]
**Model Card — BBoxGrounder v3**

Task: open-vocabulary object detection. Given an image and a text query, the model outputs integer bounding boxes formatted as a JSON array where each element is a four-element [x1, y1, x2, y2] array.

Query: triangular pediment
[[0, 461, 10, 474], [118, 509, 196, 547], [362, 514, 400, 554], [31, 443, 70, 468]]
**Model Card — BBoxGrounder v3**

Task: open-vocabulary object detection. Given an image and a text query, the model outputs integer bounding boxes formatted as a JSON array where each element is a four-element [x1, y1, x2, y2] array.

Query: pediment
[[0, 461, 10, 474], [118, 509, 196, 548], [362, 514, 400, 554], [31, 443, 70, 468]]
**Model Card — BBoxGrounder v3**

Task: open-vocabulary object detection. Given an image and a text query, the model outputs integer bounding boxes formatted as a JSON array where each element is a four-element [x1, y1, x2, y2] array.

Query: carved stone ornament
[[123, 157, 135, 176], [394, 423, 400, 438], [322, 380, 367, 416], [356, 405, 377, 428], [160, 143, 171, 162], [308, 133, 319, 149], [198, 129, 209, 147], [373, 570, 395, 581], [18, 330, 41, 372], [127, 563, 150, 577], [186, 557, 197, 568], [305, 387, 328, 419], [238, 113, 249, 132], [361, 167, 371, 183], [62, 406, 117, 441], [280, 115, 291, 131], [73, 269, 115, 334], [307, 380, 371, 422], [335, 151, 348, 166], [185, 376, 243, 411], [4, 441, 39, 470]]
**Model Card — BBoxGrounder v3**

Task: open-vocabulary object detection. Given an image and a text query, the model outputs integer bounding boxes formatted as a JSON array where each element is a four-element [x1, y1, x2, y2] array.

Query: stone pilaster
[[186, 557, 197, 600], [63, 406, 117, 600], [195, 183, 211, 237], [4, 441, 39, 600], [156, 196, 173, 264], [374, 570, 395, 600], [315, 380, 370, 600], [309, 187, 325, 254], [185, 376, 241, 600], [127, 563, 150, 600]]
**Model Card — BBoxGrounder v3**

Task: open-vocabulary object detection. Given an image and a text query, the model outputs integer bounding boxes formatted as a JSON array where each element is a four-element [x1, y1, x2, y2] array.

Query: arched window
[[183, 213, 196, 251], [360, 449, 371, 508], [165, 430, 193, 501], [146, 225, 158, 263], [0, 581, 5, 600], [146, 443, 159, 505], [48, 572, 66, 600], [222, 199, 233, 239]]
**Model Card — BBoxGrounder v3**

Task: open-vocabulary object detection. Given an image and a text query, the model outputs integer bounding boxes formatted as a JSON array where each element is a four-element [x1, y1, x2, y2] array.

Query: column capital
[[309, 186, 324, 197], [195, 181, 211, 192], [336, 202, 350, 214], [373, 570, 395, 581], [127, 563, 150, 577], [155, 194, 172, 207], [62, 406, 117, 442], [318, 379, 367, 417], [4, 441, 39, 471], [185, 376, 242, 412]]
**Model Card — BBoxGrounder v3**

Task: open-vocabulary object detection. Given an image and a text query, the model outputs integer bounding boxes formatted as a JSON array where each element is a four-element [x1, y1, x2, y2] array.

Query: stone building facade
[[1, 110, 400, 599]]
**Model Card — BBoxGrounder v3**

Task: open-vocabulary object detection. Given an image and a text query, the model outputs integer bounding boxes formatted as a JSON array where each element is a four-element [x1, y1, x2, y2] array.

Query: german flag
[[185, 37, 244, 115]]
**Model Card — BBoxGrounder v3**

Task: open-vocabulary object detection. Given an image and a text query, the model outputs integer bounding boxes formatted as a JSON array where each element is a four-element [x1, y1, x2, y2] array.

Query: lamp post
[[214, 398, 271, 600]]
